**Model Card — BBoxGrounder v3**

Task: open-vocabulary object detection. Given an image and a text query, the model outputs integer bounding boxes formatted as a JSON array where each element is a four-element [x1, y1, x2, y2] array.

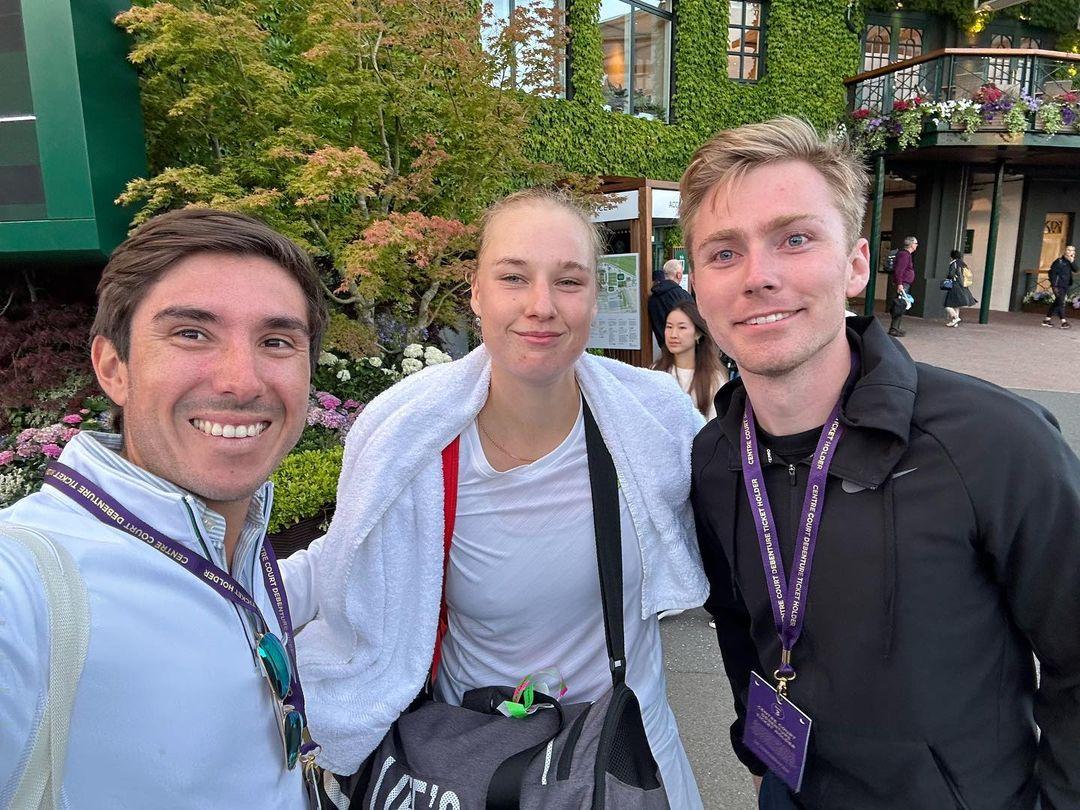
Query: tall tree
[[116, 0, 569, 348]]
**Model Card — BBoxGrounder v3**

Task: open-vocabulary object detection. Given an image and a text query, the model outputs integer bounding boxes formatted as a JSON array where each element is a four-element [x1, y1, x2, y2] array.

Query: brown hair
[[680, 116, 869, 255], [652, 300, 725, 417], [92, 208, 328, 368], [476, 187, 605, 272]]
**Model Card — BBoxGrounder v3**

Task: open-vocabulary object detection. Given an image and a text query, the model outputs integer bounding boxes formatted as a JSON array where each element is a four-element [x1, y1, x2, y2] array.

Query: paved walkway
[[877, 309, 1080, 394], [665, 309, 1080, 809]]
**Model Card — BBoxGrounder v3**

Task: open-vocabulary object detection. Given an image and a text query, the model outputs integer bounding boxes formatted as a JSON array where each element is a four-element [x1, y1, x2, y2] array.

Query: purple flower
[[316, 392, 341, 409], [1063, 107, 1077, 126], [41, 443, 62, 459], [62, 414, 83, 425], [0, 450, 14, 466], [16, 428, 35, 445], [16, 444, 38, 458], [306, 406, 323, 426], [318, 410, 348, 430], [343, 399, 361, 410]]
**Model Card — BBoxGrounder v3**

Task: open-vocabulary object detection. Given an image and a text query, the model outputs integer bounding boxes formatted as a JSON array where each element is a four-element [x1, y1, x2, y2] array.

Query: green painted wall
[[0, 0, 145, 266]]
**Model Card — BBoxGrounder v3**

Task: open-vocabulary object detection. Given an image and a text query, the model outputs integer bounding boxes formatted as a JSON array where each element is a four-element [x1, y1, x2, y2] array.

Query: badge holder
[[743, 671, 811, 794]]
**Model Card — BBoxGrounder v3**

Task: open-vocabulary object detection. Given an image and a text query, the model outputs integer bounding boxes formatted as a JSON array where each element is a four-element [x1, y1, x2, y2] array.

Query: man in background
[[1043, 244, 1075, 329], [648, 258, 693, 348], [888, 235, 917, 337]]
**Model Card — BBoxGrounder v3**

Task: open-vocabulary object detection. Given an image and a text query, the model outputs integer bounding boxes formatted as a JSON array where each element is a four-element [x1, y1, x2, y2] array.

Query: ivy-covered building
[[517, 0, 1079, 328], [2, 0, 1077, 329]]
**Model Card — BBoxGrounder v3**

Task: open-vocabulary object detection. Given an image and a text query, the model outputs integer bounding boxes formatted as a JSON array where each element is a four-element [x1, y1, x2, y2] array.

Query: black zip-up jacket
[[691, 316, 1080, 809], [647, 279, 692, 346], [1049, 256, 1075, 291]]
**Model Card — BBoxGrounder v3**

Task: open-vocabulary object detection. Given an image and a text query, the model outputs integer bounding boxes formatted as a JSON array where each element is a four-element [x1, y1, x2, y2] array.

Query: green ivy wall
[[525, 0, 1080, 180]]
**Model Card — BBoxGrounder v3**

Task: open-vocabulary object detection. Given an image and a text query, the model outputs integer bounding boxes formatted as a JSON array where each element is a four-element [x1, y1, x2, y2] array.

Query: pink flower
[[80, 408, 90, 415], [41, 443, 63, 459], [61, 427, 80, 442], [17, 444, 38, 458], [0, 450, 14, 466], [63, 414, 83, 425], [316, 392, 341, 409], [343, 399, 361, 410], [16, 428, 35, 445]]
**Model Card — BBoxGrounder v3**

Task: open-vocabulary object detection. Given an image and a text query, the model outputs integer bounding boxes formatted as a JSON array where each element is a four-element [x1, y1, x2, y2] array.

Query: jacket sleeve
[[893, 250, 915, 286], [690, 445, 767, 777], [281, 534, 324, 628], [955, 401, 1080, 808], [0, 541, 50, 803]]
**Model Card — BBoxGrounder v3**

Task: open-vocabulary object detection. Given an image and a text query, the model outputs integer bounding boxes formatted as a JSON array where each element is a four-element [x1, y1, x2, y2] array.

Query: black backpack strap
[[582, 399, 626, 687]]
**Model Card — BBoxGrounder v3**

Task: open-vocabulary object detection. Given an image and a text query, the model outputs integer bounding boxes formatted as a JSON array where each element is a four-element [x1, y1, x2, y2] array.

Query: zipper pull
[[788, 464, 797, 486]]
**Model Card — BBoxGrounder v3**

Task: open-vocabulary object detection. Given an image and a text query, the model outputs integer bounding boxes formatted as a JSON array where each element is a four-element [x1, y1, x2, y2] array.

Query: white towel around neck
[[296, 345, 709, 774]]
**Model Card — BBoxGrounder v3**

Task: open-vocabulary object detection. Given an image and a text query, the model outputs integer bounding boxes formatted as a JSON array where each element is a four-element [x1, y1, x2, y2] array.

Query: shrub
[[268, 446, 344, 534], [0, 303, 100, 432]]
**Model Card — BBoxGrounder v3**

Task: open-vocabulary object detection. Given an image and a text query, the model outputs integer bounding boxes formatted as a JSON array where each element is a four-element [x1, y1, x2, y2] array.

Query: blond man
[[687, 117, 1080, 809]]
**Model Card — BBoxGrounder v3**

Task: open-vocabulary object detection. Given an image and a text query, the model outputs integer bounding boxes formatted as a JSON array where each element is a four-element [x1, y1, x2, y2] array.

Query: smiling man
[[685, 118, 1080, 809], [0, 209, 328, 808]]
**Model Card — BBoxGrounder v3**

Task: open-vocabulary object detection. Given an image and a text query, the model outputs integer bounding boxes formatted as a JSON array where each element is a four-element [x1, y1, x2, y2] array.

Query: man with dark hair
[[0, 209, 327, 807], [888, 235, 917, 337], [1042, 245, 1075, 329], [682, 118, 1080, 809], [648, 258, 693, 348]]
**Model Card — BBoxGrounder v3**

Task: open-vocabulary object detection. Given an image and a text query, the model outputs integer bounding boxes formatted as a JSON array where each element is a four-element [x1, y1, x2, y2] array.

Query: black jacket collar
[[715, 317, 916, 488]]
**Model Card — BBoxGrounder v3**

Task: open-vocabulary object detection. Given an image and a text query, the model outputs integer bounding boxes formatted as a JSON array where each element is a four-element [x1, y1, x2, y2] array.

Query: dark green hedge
[[528, 0, 1077, 180]]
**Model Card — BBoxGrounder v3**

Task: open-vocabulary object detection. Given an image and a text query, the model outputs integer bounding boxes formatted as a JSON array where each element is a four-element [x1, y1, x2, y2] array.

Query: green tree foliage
[[115, 0, 568, 345]]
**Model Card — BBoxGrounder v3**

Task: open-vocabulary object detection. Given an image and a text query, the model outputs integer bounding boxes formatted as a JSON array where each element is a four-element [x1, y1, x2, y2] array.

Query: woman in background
[[944, 249, 977, 327], [653, 300, 728, 421]]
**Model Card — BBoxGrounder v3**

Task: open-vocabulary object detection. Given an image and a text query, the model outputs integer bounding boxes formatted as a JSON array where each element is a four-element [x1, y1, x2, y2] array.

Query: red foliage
[[0, 303, 100, 431]]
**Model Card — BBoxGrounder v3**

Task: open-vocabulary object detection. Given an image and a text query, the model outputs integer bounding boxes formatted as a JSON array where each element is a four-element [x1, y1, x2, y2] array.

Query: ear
[[91, 335, 130, 407], [845, 237, 872, 299]]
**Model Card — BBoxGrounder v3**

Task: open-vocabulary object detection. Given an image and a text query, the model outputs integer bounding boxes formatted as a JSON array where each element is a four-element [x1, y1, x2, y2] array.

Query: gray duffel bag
[[318, 404, 669, 809]]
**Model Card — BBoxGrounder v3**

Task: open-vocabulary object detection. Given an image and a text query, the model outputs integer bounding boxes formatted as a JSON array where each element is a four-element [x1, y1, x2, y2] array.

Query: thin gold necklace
[[477, 416, 538, 464]]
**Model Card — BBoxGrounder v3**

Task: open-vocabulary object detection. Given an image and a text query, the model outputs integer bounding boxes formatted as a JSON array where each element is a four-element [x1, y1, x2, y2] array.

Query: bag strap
[[430, 437, 460, 683], [582, 401, 626, 687], [2, 523, 90, 810]]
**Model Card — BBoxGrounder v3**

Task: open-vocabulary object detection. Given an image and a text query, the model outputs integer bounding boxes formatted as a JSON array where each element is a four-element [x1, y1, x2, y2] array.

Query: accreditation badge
[[743, 671, 812, 793]]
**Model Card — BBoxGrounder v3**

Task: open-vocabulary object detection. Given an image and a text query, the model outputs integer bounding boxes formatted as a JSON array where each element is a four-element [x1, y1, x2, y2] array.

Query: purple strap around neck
[[739, 356, 853, 679], [43, 461, 311, 727]]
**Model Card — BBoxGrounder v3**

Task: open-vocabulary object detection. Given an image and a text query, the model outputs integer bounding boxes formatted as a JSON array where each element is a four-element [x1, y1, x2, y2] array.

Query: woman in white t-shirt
[[292, 188, 710, 808], [653, 300, 728, 421]]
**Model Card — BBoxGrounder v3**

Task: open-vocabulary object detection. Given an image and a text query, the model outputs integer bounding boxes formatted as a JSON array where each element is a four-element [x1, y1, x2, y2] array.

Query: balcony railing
[[846, 47, 1079, 119]]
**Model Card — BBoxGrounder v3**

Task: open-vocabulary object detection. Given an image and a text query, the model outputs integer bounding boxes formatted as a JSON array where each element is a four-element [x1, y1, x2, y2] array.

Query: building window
[[483, 0, 566, 96], [856, 22, 924, 109], [600, 0, 672, 120], [727, 2, 765, 81], [0, 0, 46, 221]]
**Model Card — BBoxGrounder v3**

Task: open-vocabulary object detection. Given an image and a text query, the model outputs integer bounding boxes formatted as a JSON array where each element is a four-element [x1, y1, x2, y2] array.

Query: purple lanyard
[[43, 462, 307, 718], [740, 387, 846, 691]]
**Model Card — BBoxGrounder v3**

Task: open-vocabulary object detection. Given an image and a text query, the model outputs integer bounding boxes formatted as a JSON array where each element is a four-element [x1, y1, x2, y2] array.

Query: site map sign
[[588, 253, 640, 351]]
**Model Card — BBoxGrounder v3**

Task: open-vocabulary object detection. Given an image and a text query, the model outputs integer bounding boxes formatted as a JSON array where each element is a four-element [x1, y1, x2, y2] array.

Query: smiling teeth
[[747, 311, 794, 325], [191, 419, 268, 438]]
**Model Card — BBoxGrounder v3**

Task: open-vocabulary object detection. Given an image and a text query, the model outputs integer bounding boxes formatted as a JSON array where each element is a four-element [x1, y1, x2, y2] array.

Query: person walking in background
[[1043, 245, 1075, 329], [653, 300, 729, 421], [648, 258, 693, 348], [943, 249, 976, 327], [888, 235, 917, 336]]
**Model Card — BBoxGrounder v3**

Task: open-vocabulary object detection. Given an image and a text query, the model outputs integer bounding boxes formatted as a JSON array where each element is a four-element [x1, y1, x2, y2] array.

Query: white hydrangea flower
[[403, 344, 424, 359], [401, 358, 424, 375], [368, 356, 383, 368], [336, 369, 351, 382], [424, 346, 451, 365], [318, 351, 339, 366]]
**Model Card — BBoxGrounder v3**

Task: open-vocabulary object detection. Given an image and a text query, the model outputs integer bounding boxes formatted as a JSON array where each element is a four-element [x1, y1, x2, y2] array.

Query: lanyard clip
[[773, 648, 797, 697]]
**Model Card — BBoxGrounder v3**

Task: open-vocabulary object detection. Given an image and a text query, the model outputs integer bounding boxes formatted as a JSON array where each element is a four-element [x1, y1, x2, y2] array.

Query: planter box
[[268, 502, 335, 558]]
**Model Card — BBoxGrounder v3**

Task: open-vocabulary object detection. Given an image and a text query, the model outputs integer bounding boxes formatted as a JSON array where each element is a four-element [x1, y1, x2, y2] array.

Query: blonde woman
[[287, 189, 710, 807]]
